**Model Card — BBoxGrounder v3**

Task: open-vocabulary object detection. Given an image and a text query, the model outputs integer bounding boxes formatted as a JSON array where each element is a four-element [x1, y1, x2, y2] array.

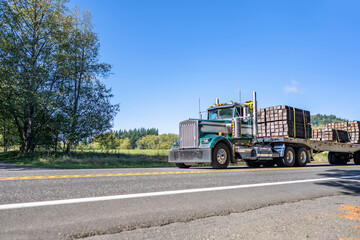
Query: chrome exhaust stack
[[252, 91, 258, 143]]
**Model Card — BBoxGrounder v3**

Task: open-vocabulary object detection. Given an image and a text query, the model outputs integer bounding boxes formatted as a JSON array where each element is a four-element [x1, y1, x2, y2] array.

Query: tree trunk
[[66, 143, 72, 155], [3, 139, 8, 152]]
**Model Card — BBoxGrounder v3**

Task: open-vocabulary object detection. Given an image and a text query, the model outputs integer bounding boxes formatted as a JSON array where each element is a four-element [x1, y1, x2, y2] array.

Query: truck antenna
[[239, 89, 241, 103], [199, 98, 202, 119]]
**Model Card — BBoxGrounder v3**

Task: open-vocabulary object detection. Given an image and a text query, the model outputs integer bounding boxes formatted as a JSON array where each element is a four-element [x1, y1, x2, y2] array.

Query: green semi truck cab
[[169, 92, 260, 169]]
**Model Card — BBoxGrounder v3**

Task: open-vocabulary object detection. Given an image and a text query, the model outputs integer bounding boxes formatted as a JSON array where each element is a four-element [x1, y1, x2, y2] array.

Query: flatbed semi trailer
[[169, 92, 360, 168]]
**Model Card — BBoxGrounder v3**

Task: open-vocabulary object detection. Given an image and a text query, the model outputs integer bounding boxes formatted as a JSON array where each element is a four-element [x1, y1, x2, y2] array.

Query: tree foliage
[[136, 134, 178, 150], [93, 132, 120, 149], [114, 128, 158, 149], [0, 0, 118, 155]]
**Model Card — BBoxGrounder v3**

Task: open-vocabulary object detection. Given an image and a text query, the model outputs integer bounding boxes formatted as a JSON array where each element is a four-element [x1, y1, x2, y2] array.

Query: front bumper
[[168, 148, 212, 163]]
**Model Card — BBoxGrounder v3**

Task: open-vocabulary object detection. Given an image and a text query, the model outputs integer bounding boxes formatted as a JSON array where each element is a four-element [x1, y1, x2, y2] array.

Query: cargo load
[[347, 121, 360, 144], [322, 121, 360, 144], [322, 129, 349, 143], [257, 105, 311, 139]]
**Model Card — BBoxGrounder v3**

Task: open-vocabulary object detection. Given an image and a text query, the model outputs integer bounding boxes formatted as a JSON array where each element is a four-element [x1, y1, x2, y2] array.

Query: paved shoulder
[[84, 195, 360, 240]]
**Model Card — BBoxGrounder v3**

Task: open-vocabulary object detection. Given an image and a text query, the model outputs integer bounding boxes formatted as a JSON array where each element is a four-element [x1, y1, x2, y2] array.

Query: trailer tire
[[277, 146, 295, 167], [295, 147, 309, 167], [354, 151, 360, 165], [328, 152, 336, 165], [246, 161, 261, 168], [212, 143, 230, 169], [328, 152, 349, 165], [175, 163, 191, 168]]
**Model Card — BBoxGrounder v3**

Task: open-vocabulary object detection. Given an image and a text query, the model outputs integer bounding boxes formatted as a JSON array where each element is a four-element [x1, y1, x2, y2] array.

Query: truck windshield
[[208, 108, 234, 120]]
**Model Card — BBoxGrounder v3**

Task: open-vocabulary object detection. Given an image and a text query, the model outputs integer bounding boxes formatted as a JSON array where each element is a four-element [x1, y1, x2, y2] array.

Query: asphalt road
[[0, 162, 360, 239]]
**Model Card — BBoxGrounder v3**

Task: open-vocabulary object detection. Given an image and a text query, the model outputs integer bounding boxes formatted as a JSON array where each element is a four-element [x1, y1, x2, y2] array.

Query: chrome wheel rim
[[217, 149, 227, 164], [300, 151, 307, 163], [286, 150, 294, 164]]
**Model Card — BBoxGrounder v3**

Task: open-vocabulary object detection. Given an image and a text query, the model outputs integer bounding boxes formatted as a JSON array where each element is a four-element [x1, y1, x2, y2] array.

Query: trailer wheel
[[328, 152, 336, 165], [277, 146, 295, 167], [328, 152, 349, 165], [353, 151, 360, 165], [175, 163, 191, 168], [246, 161, 261, 168], [295, 147, 309, 167], [212, 143, 230, 169]]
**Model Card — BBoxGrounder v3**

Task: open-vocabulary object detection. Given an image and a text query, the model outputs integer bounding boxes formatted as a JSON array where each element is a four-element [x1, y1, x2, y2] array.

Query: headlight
[[172, 141, 179, 146], [201, 138, 210, 144]]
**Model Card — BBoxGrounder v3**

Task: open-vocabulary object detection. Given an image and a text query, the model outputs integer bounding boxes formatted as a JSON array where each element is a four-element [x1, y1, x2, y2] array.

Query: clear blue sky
[[69, 0, 360, 134]]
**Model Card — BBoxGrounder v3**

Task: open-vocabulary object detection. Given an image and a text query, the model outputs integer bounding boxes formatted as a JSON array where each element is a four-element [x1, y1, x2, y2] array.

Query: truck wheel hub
[[300, 151, 307, 163], [217, 149, 227, 164], [286, 151, 294, 164]]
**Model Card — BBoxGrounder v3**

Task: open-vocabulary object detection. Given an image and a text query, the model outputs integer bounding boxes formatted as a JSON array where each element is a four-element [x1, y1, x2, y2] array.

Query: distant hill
[[311, 114, 348, 128]]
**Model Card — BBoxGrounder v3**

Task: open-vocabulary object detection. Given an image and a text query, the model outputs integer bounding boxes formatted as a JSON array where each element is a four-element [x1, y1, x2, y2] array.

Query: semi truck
[[168, 92, 360, 168]]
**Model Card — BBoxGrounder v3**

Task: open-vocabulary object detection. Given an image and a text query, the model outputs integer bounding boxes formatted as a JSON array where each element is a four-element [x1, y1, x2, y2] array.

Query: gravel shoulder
[[84, 194, 360, 240]]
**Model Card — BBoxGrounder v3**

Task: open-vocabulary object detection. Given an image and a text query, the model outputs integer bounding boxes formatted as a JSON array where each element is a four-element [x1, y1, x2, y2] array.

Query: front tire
[[212, 143, 230, 169]]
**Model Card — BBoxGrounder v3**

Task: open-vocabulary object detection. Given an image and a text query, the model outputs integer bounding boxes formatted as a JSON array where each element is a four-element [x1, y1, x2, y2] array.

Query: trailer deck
[[257, 137, 360, 153]]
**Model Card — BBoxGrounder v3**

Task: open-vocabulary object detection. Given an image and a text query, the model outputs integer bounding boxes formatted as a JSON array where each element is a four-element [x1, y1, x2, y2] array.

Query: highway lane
[[0, 163, 360, 239]]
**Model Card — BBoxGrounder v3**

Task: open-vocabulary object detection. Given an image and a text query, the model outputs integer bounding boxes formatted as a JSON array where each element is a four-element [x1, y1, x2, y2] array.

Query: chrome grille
[[180, 120, 198, 149]]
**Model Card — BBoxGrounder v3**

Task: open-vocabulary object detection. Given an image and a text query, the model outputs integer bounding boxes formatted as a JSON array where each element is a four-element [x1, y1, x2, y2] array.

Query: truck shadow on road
[[316, 169, 360, 196]]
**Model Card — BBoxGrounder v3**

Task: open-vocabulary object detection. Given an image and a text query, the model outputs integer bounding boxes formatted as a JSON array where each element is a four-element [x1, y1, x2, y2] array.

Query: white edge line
[[1, 175, 360, 210]]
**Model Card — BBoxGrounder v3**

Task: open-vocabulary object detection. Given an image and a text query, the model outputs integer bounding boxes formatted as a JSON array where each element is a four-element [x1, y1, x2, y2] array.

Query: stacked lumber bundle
[[322, 129, 349, 143], [257, 108, 266, 123], [257, 123, 266, 137], [257, 106, 312, 139], [348, 121, 360, 144], [324, 122, 348, 131], [320, 122, 360, 143], [312, 129, 323, 141]]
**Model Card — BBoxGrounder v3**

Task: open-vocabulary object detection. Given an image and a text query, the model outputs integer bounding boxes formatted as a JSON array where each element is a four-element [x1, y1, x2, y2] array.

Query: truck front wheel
[[212, 143, 230, 169]]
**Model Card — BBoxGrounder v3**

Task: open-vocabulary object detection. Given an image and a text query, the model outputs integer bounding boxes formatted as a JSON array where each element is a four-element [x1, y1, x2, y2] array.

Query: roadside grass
[[0, 150, 174, 169], [313, 152, 329, 163], [73, 148, 169, 156], [0, 149, 330, 169]]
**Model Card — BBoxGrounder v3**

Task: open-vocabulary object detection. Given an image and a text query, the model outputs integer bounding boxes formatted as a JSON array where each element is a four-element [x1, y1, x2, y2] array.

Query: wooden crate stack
[[322, 129, 349, 143], [311, 129, 323, 141], [257, 108, 266, 123], [257, 123, 267, 137], [348, 121, 360, 144], [257, 108, 267, 137], [257, 106, 312, 139], [311, 122, 360, 143], [324, 122, 348, 131]]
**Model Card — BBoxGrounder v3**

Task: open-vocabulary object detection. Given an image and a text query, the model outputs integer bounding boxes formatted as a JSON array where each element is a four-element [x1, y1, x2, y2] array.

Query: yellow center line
[[0, 165, 359, 181]]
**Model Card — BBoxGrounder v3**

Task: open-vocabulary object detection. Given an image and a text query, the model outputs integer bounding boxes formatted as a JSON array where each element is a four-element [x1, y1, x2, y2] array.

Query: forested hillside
[[87, 128, 178, 150], [311, 114, 348, 128]]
